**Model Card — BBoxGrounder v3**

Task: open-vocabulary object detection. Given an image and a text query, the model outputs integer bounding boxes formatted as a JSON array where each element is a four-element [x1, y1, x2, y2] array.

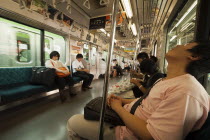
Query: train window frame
[[16, 31, 31, 63], [44, 36, 53, 62]]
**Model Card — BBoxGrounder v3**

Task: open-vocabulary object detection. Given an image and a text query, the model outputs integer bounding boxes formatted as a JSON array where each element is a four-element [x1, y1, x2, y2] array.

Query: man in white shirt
[[72, 54, 94, 91]]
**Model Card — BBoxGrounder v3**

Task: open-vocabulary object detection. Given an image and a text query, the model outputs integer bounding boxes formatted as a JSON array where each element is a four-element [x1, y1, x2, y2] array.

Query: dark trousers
[[132, 86, 144, 98], [73, 72, 94, 88], [55, 76, 75, 90]]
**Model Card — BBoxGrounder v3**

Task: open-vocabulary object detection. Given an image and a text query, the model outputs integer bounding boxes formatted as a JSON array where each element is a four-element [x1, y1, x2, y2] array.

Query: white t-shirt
[[45, 59, 69, 73], [72, 59, 84, 73], [45, 59, 67, 69]]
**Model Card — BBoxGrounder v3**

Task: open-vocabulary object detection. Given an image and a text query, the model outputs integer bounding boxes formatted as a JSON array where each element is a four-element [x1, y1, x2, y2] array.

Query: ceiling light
[[170, 35, 177, 42], [169, 0, 197, 33], [107, 33, 110, 37], [131, 23, 137, 36], [121, 0, 133, 18]]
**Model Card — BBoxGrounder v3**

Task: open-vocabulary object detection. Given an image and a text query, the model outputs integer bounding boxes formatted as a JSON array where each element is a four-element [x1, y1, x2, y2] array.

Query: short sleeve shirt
[[72, 59, 84, 73], [115, 74, 210, 140]]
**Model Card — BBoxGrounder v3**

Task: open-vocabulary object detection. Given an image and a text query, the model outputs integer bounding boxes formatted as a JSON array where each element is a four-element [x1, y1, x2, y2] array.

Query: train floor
[[0, 77, 128, 140]]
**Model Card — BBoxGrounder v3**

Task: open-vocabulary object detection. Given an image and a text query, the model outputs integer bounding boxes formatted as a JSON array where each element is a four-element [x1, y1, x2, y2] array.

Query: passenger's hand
[[106, 94, 122, 107], [62, 70, 69, 74], [130, 78, 141, 85], [84, 69, 90, 73], [110, 98, 123, 111]]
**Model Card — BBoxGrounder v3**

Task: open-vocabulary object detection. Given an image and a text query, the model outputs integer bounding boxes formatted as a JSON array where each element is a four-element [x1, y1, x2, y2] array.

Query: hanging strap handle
[[130, 78, 162, 114]]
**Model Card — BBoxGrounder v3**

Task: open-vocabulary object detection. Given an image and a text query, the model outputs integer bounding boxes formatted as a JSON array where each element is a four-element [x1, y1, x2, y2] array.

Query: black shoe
[[69, 92, 77, 96], [69, 87, 77, 96], [60, 93, 67, 103], [82, 87, 87, 91]]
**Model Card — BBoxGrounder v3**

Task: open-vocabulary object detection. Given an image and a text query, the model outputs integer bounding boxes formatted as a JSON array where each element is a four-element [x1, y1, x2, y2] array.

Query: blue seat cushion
[[0, 67, 32, 87], [0, 83, 47, 102]]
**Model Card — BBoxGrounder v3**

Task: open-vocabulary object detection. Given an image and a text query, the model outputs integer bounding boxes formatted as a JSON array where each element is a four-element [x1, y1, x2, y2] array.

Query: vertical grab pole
[[98, 0, 119, 139], [132, 34, 140, 70]]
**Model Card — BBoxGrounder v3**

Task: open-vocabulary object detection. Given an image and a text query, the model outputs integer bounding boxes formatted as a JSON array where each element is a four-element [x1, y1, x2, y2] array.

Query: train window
[[44, 31, 66, 63], [167, 0, 197, 52], [165, 0, 197, 70], [83, 43, 89, 62], [16, 32, 31, 62], [44, 37, 53, 61], [0, 17, 41, 67]]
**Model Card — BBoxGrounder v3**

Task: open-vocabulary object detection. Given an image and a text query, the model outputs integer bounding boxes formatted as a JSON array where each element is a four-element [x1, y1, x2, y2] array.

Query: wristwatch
[[138, 85, 143, 89]]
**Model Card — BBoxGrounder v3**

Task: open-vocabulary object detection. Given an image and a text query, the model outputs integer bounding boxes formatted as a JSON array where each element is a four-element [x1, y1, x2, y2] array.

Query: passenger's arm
[[110, 98, 153, 140], [130, 79, 147, 94], [111, 92, 205, 140], [121, 98, 136, 105], [107, 94, 135, 106]]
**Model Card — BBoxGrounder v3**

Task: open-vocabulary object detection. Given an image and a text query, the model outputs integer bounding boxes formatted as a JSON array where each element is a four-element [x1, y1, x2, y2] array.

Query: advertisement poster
[[71, 46, 81, 54]]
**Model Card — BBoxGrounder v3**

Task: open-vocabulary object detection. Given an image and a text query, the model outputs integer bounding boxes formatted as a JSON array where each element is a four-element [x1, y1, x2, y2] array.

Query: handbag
[[30, 67, 56, 87], [84, 78, 163, 126], [56, 67, 70, 78]]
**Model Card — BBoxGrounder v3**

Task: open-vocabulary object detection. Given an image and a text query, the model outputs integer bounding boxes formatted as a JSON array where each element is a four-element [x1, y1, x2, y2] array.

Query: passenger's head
[[150, 56, 158, 63], [50, 51, 60, 61], [137, 52, 149, 63], [166, 40, 210, 79], [76, 54, 83, 62], [140, 59, 158, 75]]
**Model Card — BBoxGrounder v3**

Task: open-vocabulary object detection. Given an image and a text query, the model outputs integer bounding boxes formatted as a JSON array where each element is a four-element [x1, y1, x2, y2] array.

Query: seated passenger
[[131, 52, 149, 79], [112, 59, 123, 76], [99, 58, 106, 79], [67, 41, 210, 140], [131, 59, 165, 98], [45, 51, 76, 103], [150, 55, 158, 63], [72, 54, 94, 91], [124, 62, 131, 72]]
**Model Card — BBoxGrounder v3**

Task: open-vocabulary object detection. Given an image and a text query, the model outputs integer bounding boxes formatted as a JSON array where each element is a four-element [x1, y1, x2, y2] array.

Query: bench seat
[[0, 67, 83, 104]]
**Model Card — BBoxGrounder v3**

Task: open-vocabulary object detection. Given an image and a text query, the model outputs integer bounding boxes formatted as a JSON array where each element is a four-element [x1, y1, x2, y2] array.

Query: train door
[[83, 43, 90, 69]]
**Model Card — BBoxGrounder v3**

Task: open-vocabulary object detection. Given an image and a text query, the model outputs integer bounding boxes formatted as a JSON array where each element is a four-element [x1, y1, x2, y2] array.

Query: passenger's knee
[[67, 114, 83, 134]]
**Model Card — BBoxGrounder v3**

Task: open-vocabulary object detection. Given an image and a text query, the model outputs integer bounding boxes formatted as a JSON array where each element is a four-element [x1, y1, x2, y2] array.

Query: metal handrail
[[98, 0, 119, 139]]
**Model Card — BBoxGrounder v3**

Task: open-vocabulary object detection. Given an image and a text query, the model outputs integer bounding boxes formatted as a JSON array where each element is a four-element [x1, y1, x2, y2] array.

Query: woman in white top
[[45, 51, 76, 102]]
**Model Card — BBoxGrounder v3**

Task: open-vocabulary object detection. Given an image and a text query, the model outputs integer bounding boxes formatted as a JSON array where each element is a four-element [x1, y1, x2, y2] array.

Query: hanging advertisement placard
[[89, 16, 106, 30]]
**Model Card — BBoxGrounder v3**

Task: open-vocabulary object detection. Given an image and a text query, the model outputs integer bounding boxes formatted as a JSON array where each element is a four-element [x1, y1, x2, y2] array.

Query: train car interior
[[0, 0, 210, 140]]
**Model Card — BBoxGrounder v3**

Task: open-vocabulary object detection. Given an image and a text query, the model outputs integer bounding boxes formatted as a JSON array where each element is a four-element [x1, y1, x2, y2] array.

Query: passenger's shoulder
[[178, 75, 209, 107]]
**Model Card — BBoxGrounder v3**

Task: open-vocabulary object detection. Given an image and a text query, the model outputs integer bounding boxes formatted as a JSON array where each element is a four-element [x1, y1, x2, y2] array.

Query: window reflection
[[16, 32, 31, 62]]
